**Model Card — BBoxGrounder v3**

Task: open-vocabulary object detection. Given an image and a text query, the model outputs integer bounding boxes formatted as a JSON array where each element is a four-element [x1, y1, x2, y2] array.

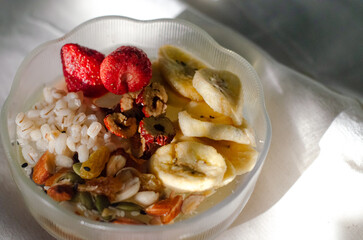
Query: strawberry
[[61, 43, 107, 97], [100, 46, 152, 95]]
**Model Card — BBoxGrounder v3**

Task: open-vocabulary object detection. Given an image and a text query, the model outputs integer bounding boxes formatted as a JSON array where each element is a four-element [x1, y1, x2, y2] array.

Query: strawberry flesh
[[61, 43, 107, 97], [100, 46, 152, 95]]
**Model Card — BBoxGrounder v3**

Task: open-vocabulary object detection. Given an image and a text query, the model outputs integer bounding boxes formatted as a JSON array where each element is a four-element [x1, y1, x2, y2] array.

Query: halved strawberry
[[100, 46, 152, 95], [61, 43, 107, 97]]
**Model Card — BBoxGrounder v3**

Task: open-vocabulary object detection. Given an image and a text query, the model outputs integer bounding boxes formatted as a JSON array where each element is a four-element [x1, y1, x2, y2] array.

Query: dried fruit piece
[[158, 45, 206, 101], [201, 139, 258, 175], [149, 142, 226, 192], [119, 91, 141, 112], [112, 217, 145, 225], [134, 116, 175, 159], [78, 176, 123, 201], [136, 82, 168, 117], [32, 151, 56, 185], [139, 116, 175, 146], [47, 184, 74, 202], [61, 43, 107, 97], [193, 68, 244, 126], [122, 107, 144, 122], [80, 146, 110, 179], [178, 111, 253, 144], [146, 195, 183, 224], [138, 173, 163, 192], [100, 46, 152, 95], [184, 101, 233, 125], [104, 113, 137, 138], [129, 133, 148, 159], [129, 133, 160, 160]]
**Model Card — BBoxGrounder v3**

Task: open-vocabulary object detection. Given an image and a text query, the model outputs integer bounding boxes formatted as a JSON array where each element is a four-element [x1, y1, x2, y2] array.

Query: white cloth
[[188, 11, 363, 240], [0, 1, 362, 240]]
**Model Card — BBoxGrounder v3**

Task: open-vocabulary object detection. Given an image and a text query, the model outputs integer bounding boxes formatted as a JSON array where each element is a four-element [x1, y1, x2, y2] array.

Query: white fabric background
[[0, 1, 362, 239]]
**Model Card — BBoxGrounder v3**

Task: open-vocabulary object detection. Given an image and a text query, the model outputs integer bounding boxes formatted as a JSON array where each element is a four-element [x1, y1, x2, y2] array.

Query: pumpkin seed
[[113, 202, 143, 211], [72, 162, 82, 176], [73, 191, 94, 210], [94, 195, 110, 213], [101, 208, 115, 221], [58, 172, 84, 184]]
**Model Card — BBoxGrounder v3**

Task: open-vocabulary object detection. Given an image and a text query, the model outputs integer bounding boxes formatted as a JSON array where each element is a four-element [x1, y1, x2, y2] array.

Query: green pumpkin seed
[[73, 192, 94, 210], [73, 162, 82, 176], [113, 202, 143, 211], [94, 195, 110, 213], [58, 172, 84, 184], [101, 208, 115, 221]]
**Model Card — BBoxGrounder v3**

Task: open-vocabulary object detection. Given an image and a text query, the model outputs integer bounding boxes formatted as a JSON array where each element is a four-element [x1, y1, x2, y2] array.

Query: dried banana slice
[[193, 68, 244, 126], [158, 45, 206, 101], [150, 142, 226, 192]]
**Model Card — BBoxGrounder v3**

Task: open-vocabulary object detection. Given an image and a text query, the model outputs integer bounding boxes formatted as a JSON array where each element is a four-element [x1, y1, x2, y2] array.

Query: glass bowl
[[1, 16, 271, 240]]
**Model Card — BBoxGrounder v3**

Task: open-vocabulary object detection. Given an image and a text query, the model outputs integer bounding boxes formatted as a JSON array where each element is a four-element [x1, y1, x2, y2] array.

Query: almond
[[145, 195, 183, 224], [149, 216, 162, 225], [47, 184, 74, 201], [44, 168, 70, 186], [32, 151, 56, 185]]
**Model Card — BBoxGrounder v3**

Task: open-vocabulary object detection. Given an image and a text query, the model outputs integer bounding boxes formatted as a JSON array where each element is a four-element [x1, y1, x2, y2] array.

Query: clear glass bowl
[[1, 16, 271, 240]]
